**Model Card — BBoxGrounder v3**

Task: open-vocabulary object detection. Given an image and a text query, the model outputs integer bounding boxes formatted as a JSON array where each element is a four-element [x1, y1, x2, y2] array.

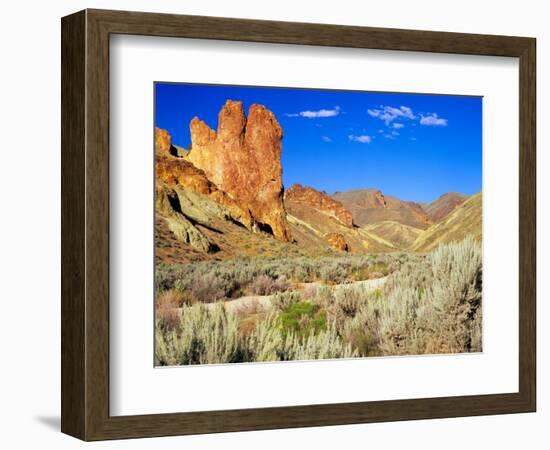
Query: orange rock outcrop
[[155, 127, 173, 155], [285, 184, 354, 228], [185, 100, 291, 241], [325, 233, 349, 251]]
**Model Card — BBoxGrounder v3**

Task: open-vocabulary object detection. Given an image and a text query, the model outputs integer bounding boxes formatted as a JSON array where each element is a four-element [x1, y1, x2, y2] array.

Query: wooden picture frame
[[61, 9, 536, 441]]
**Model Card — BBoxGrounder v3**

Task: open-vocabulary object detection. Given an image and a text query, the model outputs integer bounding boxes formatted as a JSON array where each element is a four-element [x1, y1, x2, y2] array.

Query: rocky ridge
[[332, 189, 432, 229], [285, 183, 354, 228]]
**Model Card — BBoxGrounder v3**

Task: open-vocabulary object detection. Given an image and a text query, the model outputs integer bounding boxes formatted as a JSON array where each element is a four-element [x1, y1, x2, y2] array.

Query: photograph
[[153, 82, 483, 366]]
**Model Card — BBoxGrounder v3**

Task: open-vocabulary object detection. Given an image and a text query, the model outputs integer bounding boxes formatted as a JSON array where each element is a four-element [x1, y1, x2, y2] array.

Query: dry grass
[[155, 290, 182, 330]]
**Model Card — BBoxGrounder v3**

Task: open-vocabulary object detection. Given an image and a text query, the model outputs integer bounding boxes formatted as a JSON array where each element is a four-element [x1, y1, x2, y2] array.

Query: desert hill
[[332, 189, 432, 229], [284, 184, 395, 253], [285, 184, 354, 228], [422, 192, 468, 223], [410, 192, 482, 252], [363, 221, 424, 249]]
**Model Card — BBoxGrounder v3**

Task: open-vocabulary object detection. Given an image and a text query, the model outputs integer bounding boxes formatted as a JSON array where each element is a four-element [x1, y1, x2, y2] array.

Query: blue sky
[[155, 83, 482, 203]]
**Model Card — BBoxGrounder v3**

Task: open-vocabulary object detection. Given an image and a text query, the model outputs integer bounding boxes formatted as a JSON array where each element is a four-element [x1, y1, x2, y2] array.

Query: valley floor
[[209, 276, 389, 315], [155, 237, 483, 366]]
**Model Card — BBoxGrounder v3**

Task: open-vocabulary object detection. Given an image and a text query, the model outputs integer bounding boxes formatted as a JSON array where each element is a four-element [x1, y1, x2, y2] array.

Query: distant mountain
[[410, 192, 482, 252], [285, 185, 395, 253], [422, 192, 468, 223], [332, 189, 432, 230], [285, 184, 354, 228]]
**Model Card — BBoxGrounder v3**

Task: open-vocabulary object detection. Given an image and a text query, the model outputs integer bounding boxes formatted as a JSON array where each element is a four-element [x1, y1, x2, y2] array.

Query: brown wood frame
[[61, 8, 536, 441]]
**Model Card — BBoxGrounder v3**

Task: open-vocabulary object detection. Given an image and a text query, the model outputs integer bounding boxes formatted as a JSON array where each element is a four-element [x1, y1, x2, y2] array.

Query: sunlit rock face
[[285, 184, 354, 228], [325, 233, 349, 252], [186, 100, 291, 241]]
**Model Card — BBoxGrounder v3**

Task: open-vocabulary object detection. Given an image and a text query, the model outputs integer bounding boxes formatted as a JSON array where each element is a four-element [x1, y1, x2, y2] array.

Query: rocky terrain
[[186, 100, 290, 241], [285, 183, 354, 228], [155, 100, 481, 263]]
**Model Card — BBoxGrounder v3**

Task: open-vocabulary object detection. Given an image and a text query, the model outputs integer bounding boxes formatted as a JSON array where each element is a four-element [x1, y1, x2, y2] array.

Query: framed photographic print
[[61, 9, 536, 440]]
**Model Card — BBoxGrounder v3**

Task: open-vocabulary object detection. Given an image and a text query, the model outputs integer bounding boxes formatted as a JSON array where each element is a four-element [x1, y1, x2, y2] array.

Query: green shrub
[[155, 302, 355, 365], [282, 323, 357, 361], [272, 291, 301, 311], [277, 302, 327, 338]]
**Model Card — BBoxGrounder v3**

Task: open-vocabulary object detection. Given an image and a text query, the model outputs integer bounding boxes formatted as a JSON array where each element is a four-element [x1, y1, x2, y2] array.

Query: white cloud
[[348, 134, 371, 144], [391, 130, 400, 136], [392, 123, 404, 129], [286, 106, 341, 119], [420, 113, 448, 126], [367, 109, 381, 118], [321, 136, 332, 143], [368, 105, 416, 125], [383, 134, 396, 140]]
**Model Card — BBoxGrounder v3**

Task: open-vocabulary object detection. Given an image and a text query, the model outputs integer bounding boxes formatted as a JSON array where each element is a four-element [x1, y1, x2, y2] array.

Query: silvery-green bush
[[156, 252, 408, 295], [377, 236, 482, 355], [155, 237, 482, 364], [155, 304, 244, 365], [155, 303, 355, 365]]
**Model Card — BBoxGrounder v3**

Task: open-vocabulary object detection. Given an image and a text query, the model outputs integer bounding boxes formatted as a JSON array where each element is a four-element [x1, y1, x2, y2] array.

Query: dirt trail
[[217, 276, 388, 314]]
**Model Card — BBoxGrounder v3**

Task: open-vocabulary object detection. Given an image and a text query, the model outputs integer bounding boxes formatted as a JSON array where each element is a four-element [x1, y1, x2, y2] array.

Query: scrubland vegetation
[[155, 253, 405, 303], [155, 237, 482, 365]]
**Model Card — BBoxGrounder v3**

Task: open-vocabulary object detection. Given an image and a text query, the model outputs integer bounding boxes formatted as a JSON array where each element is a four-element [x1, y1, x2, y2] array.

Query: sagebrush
[[155, 237, 482, 364]]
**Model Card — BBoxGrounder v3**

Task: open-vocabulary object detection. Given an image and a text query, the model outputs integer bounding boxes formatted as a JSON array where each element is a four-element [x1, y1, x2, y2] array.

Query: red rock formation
[[186, 100, 291, 241], [325, 233, 349, 251], [156, 154, 254, 230], [155, 127, 172, 155], [285, 184, 354, 228]]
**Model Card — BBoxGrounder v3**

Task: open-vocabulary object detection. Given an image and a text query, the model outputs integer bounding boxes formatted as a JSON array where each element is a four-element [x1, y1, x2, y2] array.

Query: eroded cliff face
[[186, 100, 291, 241], [285, 184, 354, 228], [155, 127, 173, 155], [155, 153, 254, 230]]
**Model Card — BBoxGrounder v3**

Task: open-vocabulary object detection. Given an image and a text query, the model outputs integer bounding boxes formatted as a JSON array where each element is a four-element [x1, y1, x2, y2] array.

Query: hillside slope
[[332, 189, 431, 229], [363, 220, 424, 249], [423, 192, 468, 223], [411, 192, 482, 252], [285, 185, 395, 253]]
